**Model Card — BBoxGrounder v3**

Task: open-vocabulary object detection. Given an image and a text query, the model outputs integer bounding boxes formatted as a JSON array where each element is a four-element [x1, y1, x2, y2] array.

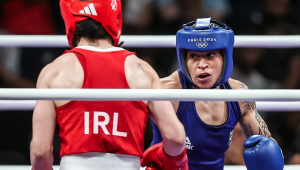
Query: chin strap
[[118, 41, 124, 47]]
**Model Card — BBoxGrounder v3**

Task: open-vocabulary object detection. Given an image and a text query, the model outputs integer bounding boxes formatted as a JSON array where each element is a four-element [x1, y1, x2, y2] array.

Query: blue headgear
[[176, 18, 234, 88]]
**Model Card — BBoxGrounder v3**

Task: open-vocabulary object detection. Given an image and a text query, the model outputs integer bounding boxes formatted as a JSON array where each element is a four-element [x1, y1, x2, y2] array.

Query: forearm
[[253, 110, 272, 138], [31, 100, 56, 170], [241, 120, 271, 139], [30, 151, 53, 170], [161, 122, 186, 156], [30, 144, 53, 170], [150, 101, 186, 156], [240, 108, 272, 139]]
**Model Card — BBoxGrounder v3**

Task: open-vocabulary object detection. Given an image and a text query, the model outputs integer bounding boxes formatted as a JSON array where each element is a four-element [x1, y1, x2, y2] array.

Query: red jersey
[[56, 46, 149, 157]]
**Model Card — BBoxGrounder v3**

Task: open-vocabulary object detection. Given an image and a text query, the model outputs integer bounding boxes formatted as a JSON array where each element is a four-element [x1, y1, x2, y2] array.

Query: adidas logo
[[79, 3, 97, 16], [186, 137, 194, 150]]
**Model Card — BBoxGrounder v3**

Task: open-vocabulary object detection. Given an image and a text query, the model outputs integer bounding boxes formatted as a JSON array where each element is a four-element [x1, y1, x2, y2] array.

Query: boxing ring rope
[[0, 89, 300, 111], [0, 89, 299, 101], [1, 100, 300, 111], [1, 35, 300, 48]]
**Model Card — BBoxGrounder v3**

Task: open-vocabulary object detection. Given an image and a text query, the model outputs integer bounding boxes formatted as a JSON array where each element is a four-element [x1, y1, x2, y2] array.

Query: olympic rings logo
[[196, 42, 208, 48]]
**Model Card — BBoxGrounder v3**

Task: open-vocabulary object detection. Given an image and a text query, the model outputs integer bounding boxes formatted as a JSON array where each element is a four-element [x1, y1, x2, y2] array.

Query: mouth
[[197, 73, 211, 80]]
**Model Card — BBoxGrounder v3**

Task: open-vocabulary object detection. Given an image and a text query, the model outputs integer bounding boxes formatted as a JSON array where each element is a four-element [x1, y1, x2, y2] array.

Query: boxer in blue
[[141, 18, 284, 170]]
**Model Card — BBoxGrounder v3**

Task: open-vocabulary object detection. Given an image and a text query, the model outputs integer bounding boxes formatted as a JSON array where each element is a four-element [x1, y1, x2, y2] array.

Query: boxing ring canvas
[[0, 35, 300, 169]]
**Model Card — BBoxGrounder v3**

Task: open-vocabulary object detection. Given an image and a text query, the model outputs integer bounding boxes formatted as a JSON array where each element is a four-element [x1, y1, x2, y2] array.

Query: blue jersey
[[151, 69, 241, 170]]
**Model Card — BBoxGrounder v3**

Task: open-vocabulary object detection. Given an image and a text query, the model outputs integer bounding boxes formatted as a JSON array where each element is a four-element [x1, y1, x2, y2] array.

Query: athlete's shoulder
[[125, 54, 153, 73], [46, 52, 80, 73], [126, 54, 139, 60], [228, 78, 249, 90], [37, 52, 80, 88], [160, 71, 182, 89], [40, 53, 77, 75]]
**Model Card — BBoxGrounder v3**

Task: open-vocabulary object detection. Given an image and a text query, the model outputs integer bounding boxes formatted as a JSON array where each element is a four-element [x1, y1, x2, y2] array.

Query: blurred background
[[0, 0, 300, 166]]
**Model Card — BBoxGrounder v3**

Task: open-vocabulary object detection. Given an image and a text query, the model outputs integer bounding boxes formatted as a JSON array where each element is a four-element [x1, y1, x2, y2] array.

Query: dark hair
[[72, 19, 114, 47]]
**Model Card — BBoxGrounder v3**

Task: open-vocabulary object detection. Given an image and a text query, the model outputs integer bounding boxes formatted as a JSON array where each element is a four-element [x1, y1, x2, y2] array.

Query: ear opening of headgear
[[60, 0, 122, 48], [176, 17, 234, 88]]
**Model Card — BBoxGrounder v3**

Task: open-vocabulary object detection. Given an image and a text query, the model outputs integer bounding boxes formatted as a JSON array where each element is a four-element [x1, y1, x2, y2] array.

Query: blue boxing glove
[[243, 135, 284, 170]]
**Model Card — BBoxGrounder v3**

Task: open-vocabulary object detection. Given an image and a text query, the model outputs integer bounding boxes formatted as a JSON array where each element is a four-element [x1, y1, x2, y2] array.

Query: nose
[[197, 58, 208, 69]]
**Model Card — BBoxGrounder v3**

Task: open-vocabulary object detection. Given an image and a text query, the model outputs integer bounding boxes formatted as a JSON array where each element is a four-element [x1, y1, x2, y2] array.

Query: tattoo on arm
[[255, 110, 272, 137], [242, 101, 256, 113], [241, 99, 272, 138], [239, 82, 271, 138], [258, 127, 263, 135], [240, 82, 256, 113], [137, 63, 144, 71], [241, 124, 254, 138]]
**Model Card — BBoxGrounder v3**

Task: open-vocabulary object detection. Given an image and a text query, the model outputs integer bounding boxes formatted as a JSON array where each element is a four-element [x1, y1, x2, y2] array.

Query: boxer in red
[[30, 1, 188, 170]]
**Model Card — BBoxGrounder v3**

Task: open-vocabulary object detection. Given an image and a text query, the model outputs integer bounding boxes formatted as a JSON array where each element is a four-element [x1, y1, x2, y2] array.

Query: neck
[[77, 37, 114, 49]]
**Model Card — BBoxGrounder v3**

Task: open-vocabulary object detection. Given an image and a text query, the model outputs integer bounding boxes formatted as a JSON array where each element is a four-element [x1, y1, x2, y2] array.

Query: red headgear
[[60, 0, 122, 48]]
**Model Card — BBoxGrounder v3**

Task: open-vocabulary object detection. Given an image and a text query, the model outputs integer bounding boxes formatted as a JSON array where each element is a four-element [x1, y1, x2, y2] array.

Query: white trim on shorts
[[60, 152, 140, 170]]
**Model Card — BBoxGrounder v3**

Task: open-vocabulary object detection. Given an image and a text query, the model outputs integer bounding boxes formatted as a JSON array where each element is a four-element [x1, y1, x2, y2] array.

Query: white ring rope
[[0, 100, 36, 110], [0, 89, 299, 101], [1, 100, 300, 111], [256, 102, 300, 111], [0, 165, 298, 170], [1, 35, 300, 48]]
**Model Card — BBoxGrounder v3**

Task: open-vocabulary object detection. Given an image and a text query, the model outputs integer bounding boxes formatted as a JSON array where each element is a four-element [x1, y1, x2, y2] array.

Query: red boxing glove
[[141, 142, 188, 170]]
